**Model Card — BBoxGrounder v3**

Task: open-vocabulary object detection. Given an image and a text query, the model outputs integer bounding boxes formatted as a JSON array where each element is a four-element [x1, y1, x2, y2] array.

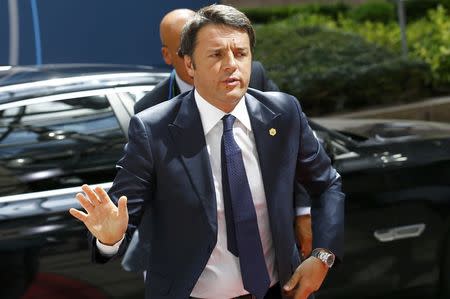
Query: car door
[[0, 89, 144, 299], [316, 137, 444, 299]]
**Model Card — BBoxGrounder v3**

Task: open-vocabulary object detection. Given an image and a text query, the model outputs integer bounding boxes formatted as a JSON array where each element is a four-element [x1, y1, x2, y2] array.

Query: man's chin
[[225, 88, 246, 101]]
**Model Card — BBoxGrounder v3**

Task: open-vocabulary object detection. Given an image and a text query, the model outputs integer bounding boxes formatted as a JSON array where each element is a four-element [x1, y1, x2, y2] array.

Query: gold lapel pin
[[269, 128, 277, 136]]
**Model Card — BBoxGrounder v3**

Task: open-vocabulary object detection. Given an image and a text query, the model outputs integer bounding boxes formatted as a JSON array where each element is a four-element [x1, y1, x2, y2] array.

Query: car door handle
[[374, 223, 426, 242]]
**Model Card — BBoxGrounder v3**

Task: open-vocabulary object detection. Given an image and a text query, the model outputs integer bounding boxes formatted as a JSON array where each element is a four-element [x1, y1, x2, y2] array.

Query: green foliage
[[246, 3, 448, 114], [304, 2, 350, 19], [348, 0, 395, 23], [335, 6, 450, 87], [239, 6, 300, 24], [241, 0, 450, 25], [276, 6, 450, 88], [407, 6, 450, 87], [240, 2, 350, 24], [254, 25, 431, 115], [336, 15, 401, 50], [273, 13, 339, 29], [405, 0, 450, 21]]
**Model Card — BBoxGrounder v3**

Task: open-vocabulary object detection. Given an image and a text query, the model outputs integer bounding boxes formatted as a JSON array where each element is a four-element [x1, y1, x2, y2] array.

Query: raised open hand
[[69, 184, 128, 245]]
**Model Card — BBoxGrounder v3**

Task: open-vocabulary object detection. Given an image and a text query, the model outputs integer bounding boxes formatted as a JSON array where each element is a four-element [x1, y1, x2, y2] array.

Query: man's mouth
[[223, 77, 240, 86]]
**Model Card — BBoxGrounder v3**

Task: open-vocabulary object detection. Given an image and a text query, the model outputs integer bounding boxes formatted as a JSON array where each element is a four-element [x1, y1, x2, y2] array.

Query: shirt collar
[[194, 89, 252, 136], [174, 71, 193, 94]]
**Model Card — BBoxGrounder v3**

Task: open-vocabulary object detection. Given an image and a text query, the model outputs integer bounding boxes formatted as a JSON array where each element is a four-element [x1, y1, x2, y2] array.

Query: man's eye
[[210, 53, 221, 57], [236, 52, 247, 57]]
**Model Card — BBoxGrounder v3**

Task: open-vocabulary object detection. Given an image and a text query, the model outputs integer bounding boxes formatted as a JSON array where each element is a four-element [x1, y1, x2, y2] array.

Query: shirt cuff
[[96, 235, 125, 256], [296, 207, 311, 216]]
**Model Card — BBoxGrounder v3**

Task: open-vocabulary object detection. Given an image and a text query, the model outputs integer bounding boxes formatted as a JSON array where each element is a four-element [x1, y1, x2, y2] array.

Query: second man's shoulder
[[134, 77, 171, 114], [134, 90, 191, 125]]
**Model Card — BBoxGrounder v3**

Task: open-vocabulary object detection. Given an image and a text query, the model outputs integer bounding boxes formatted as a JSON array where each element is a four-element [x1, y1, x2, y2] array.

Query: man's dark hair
[[178, 4, 255, 58]]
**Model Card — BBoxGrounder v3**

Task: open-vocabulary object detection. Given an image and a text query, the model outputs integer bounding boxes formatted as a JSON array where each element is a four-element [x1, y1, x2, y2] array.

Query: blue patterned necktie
[[221, 114, 271, 299]]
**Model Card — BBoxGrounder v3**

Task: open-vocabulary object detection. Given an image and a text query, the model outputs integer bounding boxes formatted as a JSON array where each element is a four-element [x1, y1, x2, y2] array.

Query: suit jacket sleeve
[[294, 182, 311, 208], [294, 99, 345, 262], [90, 115, 154, 263]]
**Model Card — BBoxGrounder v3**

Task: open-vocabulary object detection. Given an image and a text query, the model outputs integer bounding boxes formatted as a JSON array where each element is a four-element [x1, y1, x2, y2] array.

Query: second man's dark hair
[[178, 4, 255, 58]]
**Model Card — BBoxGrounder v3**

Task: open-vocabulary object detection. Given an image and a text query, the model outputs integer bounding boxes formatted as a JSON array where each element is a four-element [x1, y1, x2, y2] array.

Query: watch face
[[314, 250, 334, 267]]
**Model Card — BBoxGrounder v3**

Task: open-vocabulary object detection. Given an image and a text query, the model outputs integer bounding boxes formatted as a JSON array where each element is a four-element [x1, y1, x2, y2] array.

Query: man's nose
[[223, 51, 238, 71]]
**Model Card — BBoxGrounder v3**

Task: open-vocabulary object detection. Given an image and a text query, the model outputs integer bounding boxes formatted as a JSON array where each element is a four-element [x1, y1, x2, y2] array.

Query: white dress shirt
[[174, 71, 193, 93], [190, 90, 278, 298]]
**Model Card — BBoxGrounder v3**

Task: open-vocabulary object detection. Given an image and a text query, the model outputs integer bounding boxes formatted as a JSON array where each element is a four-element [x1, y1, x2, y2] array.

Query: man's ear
[[161, 47, 172, 65], [184, 55, 195, 77]]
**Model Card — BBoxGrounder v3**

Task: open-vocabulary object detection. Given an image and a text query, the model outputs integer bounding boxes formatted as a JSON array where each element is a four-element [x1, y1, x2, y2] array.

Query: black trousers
[[264, 283, 315, 299], [190, 283, 315, 299], [190, 283, 281, 299], [264, 283, 282, 298]]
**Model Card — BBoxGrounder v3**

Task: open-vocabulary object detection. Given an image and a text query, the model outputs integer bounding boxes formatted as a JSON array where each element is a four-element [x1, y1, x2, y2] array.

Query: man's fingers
[[82, 184, 101, 204], [95, 186, 110, 204], [303, 242, 312, 257], [76, 193, 94, 213], [118, 196, 128, 217], [283, 286, 297, 298], [283, 269, 301, 292], [69, 208, 88, 222]]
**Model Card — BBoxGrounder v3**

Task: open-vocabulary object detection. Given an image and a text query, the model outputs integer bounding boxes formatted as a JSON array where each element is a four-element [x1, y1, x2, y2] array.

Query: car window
[[124, 90, 150, 103], [113, 86, 154, 115], [0, 94, 126, 196]]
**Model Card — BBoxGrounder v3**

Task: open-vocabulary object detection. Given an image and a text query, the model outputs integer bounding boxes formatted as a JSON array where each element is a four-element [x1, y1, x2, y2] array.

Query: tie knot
[[222, 114, 236, 132]]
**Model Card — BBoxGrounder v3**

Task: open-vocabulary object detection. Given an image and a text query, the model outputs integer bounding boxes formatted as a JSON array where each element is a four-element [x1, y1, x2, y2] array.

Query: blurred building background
[[0, 0, 213, 67]]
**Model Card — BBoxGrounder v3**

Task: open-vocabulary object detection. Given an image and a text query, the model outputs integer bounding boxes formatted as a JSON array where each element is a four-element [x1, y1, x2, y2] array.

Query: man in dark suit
[[70, 4, 344, 299], [132, 10, 313, 269]]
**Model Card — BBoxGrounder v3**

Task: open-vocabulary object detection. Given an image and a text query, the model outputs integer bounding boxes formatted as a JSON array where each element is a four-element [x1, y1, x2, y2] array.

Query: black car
[[310, 117, 450, 298], [0, 64, 449, 299]]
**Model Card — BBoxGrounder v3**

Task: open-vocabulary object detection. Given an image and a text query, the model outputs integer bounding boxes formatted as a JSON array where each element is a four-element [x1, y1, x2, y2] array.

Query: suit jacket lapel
[[168, 91, 217, 233], [246, 93, 282, 210]]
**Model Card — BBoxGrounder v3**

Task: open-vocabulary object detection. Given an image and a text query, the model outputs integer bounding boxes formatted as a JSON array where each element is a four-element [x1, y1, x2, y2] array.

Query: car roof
[[0, 64, 170, 104]]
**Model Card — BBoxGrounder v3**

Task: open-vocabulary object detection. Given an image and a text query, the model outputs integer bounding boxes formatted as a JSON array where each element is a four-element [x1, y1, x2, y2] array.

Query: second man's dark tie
[[221, 114, 270, 299]]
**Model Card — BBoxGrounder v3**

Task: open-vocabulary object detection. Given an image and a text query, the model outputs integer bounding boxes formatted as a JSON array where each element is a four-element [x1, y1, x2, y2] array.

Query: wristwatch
[[311, 248, 335, 268]]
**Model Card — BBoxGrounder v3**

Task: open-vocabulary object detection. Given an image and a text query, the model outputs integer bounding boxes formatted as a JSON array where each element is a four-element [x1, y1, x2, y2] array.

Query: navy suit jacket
[[93, 89, 344, 299], [127, 61, 311, 274]]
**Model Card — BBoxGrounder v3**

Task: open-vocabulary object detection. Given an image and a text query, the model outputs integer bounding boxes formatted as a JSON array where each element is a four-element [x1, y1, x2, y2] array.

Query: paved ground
[[329, 95, 450, 123]]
